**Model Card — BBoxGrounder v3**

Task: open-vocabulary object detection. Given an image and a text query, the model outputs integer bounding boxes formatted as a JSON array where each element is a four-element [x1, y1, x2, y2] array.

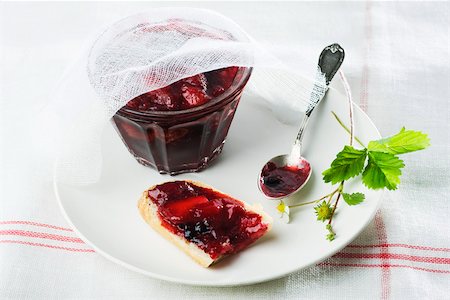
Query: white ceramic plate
[[55, 86, 381, 286]]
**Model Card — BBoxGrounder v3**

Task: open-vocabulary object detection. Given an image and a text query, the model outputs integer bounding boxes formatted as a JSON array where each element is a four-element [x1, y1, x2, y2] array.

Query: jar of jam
[[112, 66, 252, 174]]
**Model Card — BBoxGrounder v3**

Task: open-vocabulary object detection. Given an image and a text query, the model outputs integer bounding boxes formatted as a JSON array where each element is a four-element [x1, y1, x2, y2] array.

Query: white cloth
[[1, 2, 449, 299]]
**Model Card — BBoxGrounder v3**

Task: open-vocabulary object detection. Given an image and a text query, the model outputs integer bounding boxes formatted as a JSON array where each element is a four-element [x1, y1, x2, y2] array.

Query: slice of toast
[[138, 180, 272, 267]]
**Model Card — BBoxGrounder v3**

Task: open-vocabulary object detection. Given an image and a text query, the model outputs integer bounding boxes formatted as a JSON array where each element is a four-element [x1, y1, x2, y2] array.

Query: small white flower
[[276, 200, 290, 223]]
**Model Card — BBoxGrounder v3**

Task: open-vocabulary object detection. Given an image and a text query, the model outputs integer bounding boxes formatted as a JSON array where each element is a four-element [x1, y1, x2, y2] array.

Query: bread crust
[[138, 180, 273, 267]]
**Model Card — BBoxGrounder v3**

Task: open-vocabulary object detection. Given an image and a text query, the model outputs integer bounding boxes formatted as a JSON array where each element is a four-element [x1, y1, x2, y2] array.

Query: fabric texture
[[1, 2, 449, 299]]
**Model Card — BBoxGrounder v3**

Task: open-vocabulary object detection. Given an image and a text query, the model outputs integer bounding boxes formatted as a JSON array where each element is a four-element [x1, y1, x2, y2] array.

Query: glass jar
[[112, 67, 252, 175]]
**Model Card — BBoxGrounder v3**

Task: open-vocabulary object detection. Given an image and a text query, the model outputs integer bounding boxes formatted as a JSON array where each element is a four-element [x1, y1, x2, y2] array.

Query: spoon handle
[[290, 44, 345, 159]]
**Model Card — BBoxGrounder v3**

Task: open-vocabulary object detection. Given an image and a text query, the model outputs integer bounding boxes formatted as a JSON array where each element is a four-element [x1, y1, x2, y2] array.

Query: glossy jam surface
[[125, 67, 238, 111], [259, 161, 311, 198], [147, 181, 269, 260]]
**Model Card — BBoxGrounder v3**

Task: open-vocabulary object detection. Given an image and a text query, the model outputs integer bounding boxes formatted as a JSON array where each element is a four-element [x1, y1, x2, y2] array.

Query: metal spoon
[[258, 43, 345, 200]]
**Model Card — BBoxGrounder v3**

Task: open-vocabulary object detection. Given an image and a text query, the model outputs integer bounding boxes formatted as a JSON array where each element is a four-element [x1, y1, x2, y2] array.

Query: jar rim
[[116, 66, 252, 118]]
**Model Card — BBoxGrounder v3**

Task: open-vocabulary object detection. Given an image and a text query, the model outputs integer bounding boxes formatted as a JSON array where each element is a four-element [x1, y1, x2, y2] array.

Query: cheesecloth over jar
[[36, 8, 323, 185]]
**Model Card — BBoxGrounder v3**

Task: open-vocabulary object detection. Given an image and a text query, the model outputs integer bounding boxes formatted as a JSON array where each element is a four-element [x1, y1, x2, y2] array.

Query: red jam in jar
[[147, 181, 269, 260], [112, 67, 251, 174]]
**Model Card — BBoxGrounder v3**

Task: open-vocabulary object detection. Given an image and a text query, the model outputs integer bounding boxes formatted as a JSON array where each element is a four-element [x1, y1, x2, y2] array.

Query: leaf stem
[[289, 197, 326, 208], [328, 183, 343, 225], [289, 187, 340, 208], [326, 193, 333, 205], [331, 111, 366, 148]]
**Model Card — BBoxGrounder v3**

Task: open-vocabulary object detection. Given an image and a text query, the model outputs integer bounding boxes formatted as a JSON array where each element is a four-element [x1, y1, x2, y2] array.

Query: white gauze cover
[[36, 8, 321, 186]]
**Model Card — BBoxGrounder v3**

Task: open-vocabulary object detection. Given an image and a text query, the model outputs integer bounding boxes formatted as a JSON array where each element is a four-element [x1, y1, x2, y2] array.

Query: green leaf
[[362, 151, 405, 190], [368, 127, 430, 155], [342, 192, 365, 205], [322, 146, 367, 184]]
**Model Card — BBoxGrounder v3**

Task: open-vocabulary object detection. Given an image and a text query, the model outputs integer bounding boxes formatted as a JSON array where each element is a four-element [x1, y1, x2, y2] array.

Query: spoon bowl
[[258, 154, 313, 200]]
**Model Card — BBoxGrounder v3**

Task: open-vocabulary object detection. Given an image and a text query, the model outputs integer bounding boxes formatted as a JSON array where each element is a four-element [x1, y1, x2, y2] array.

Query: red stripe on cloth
[[334, 252, 450, 265], [0, 230, 84, 243], [374, 211, 391, 300], [347, 244, 450, 252], [318, 262, 450, 274], [0, 240, 94, 253], [0, 221, 73, 232]]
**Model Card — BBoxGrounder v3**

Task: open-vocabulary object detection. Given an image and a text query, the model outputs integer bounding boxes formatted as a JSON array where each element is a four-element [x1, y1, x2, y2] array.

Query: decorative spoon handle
[[290, 44, 345, 162]]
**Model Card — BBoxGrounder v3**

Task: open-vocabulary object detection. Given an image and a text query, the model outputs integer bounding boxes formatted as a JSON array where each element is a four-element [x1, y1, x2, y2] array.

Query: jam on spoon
[[260, 160, 311, 198]]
